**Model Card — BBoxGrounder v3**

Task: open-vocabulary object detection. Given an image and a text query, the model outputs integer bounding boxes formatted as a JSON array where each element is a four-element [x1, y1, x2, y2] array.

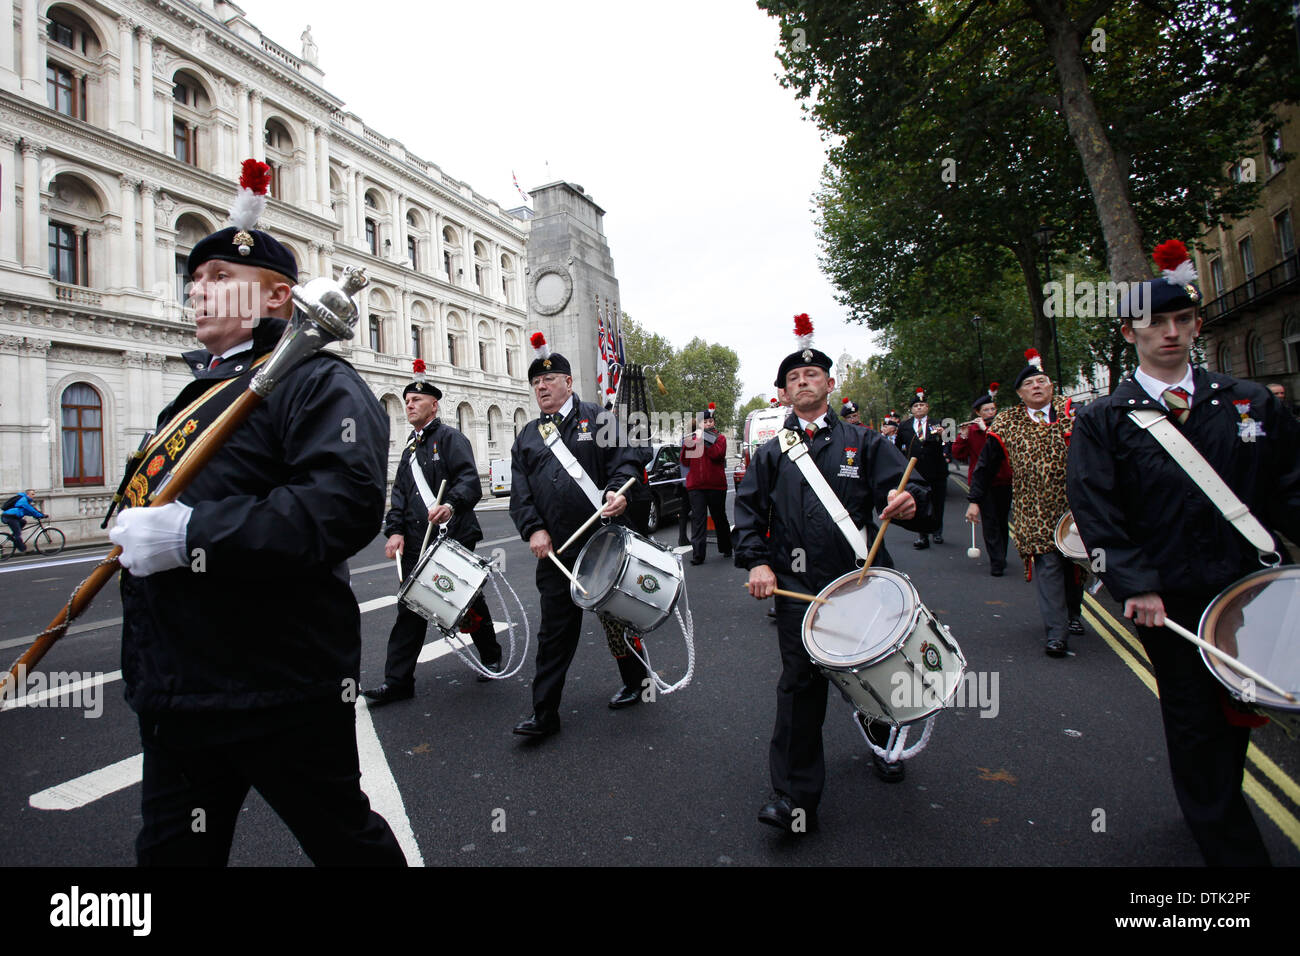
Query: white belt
[[408, 449, 437, 511], [540, 421, 604, 509], [779, 428, 869, 561], [1128, 409, 1278, 561]]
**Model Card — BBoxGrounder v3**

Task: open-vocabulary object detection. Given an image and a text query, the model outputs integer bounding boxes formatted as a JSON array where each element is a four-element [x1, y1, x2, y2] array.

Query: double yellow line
[[950, 473, 1300, 851]]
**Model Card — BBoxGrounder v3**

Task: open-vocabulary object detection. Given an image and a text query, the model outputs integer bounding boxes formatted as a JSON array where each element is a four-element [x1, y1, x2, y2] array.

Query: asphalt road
[[3, 472, 1299, 872]]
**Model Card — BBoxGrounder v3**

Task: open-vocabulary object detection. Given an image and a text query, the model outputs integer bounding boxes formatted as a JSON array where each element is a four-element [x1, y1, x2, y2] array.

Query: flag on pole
[[512, 171, 529, 203]]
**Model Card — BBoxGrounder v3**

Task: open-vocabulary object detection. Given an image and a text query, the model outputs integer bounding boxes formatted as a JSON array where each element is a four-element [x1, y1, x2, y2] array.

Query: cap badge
[[802, 349, 813, 361], [232, 230, 254, 256]]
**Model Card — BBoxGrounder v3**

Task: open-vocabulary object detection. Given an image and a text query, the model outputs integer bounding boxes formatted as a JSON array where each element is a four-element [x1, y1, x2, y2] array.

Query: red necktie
[[805, 424, 817, 441], [208, 356, 221, 370], [1163, 386, 1190, 424]]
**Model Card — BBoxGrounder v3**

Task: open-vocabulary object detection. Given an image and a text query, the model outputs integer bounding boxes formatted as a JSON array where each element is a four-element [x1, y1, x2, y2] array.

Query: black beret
[[187, 226, 298, 284], [774, 348, 833, 388], [403, 380, 442, 400], [527, 351, 572, 381]]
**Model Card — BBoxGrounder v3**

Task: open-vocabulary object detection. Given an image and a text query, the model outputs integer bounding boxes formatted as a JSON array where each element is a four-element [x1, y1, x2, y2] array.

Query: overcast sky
[[248, 0, 879, 402]]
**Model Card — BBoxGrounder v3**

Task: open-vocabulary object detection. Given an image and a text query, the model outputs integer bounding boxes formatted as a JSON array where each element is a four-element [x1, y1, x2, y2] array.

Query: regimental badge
[[233, 230, 254, 256], [1186, 284, 1201, 302], [1234, 399, 1265, 440], [920, 641, 943, 672], [844, 447, 857, 466], [434, 575, 455, 593], [579, 419, 590, 432], [638, 573, 660, 594], [146, 455, 165, 477], [125, 473, 148, 508], [543, 358, 552, 369], [183, 419, 198, 435], [802, 349, 813, 362]]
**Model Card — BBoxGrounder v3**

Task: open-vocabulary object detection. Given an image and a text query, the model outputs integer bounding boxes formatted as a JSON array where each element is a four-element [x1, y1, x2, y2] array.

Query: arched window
[[61, 383, 103, 485], [1248, 334, 1266, 378], [1217, 344, 1233, 376], [1284, 316, 1300, 374]]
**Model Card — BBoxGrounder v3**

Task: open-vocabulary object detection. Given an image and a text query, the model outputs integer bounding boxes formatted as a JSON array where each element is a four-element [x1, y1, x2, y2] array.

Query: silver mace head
[[252, 267, 369, 397]]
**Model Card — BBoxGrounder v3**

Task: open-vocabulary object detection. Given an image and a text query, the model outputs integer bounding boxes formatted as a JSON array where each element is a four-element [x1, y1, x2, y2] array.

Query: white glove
[[110, 502, 194, 577]]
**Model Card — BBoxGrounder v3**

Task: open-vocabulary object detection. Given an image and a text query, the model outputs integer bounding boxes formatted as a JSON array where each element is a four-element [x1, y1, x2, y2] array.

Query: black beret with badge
[[403, 359, 442, 399], [187, 159, 298, 283], [774, 313, 833, 387], [527, 331, 572, 381]]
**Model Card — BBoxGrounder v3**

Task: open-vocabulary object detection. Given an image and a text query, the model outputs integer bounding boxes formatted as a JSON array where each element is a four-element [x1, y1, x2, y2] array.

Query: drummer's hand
[[529, 529, 553, 559], [601, 490, 627, 518], [384, 534, 404, 560], [747, 564, 777, 600], [965, 503, 981, 524], [880, 489, 915, 521], [1124, 592, 1166, 628], [428, 504, 452, 525]]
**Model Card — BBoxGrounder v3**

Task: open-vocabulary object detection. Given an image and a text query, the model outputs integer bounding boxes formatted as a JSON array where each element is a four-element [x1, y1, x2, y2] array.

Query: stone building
[[1193, 102, 1299, 400], [0, 0, 532, 544]]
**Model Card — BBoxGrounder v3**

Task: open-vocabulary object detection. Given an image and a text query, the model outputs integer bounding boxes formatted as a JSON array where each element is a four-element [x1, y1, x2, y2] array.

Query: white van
[[489, 458, 511, 497]]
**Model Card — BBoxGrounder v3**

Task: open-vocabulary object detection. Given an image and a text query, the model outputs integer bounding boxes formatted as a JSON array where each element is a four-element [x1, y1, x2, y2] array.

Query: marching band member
[[839, 398, 862, 426], [880, 410, 900, 440], [108, 161, 404, 865], [952, 385, 1011, 576], [363, 364, 503, 705], [735, 314, 929, 831], [1068, 241, 1300, 865], [966, 349, 1082, 656], [507, 334, 648, 737], [895, 389, 949, 548], [681, 403, 733, 565]]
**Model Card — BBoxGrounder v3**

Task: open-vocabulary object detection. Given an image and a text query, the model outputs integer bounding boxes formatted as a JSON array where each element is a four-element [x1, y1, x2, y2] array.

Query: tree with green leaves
[[620, 315, 744, 431]]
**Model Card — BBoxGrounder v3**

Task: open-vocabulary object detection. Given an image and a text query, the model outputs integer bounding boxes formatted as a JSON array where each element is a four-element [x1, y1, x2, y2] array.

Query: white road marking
[[354, 698, 424, 866], [0, 617, 120, 651], [0, 554, 108, 575], [29, 754, 142, 811], [1, 670, 121, 710], [358, 595, 398, 614]]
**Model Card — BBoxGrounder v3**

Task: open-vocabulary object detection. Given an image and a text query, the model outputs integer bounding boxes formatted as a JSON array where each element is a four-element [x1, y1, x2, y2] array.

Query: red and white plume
[[412, 358, 426, 383], [230, 159, 271, 232], [915, 387, 926, 402], [842, 397, 851, 405], [708, 402, 716, 413], [988, 382, 999, 399], [1024, 348, 1042, 371], [769, 397, 778, 406], [1152, 239, 1199, 288], [793, 313, 814, 350], [530, 331, 550, 361]]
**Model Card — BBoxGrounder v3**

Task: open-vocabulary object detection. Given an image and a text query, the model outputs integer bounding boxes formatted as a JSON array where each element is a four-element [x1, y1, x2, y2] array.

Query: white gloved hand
[[109, 502, 194, 577]]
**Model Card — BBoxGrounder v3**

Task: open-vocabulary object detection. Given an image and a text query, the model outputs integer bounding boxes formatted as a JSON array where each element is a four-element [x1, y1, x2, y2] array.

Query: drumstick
[[394, 549, 403, 585], [555, 476, 639, 556], [1162, 618, 1297, 703], [739, 584, 827, 605], [547, 550, 588, 596], [420, 479, 448, 555], [857, 456, 919, 584]]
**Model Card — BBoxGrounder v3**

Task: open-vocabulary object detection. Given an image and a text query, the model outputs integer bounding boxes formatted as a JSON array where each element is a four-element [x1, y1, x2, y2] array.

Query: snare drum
[[398, 535, 491, 633], [1198, 566, 1300, 735], [571, 524, 684, 633], [802, 568, 966, 726], [1054, 511, 1089, 567]]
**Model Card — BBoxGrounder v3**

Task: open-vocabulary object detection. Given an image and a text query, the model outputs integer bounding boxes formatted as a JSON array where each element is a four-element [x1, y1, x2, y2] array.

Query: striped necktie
[[1163, 386, 1191, 425], [805, 423, 818, 441]]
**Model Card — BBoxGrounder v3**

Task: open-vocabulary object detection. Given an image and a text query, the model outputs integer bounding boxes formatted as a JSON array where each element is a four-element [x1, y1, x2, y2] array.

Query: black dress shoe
[[912, 536, 930, 550], [476, 656, 504, 683], [1069, 618, 1085, 636], [872, 752, 907, 782], [932, 534, 943, 544], [719, 551, 733, 559], [513, 714, 560, 737], [757, 793, 815, 832], [991, 567, 1005, 577], [1045, 638, 1069, 658], [689, 557, 705, 566], [608, 685, 641, 709], [361, 683, 414, 706]]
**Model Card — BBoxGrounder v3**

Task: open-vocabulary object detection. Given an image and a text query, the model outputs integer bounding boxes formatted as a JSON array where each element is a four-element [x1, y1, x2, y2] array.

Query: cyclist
[[2, 490, 45, 553]]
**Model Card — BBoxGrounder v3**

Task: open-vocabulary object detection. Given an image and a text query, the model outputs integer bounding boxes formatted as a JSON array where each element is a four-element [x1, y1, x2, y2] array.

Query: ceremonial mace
[[1, 269, 370, 697]]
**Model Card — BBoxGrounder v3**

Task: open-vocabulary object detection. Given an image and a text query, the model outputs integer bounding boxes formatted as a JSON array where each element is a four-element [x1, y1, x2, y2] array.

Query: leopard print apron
[[988, 397, 1072, 580]]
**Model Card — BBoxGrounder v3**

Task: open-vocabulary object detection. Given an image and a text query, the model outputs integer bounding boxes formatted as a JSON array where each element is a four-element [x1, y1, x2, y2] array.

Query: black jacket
[[894, 416, 949, 484], [733, 407, 931, 593], [508, 398, 647, 550], [382, 419, 483, 548], [120, 316, 389, 714], [1067, 368, 1300, 604]]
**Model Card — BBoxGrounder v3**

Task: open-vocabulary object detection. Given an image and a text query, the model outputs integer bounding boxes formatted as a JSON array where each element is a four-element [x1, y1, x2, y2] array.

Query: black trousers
[[1136, 592, 1270, 866], [677, 484, 691, 546], [688, 488, 732, 560], [136, 706, 406, 866], [769, 598, 891, 813], [979, 484, 1012, 573], [383, 541, 500, 689], [924, 471, 948, 537]]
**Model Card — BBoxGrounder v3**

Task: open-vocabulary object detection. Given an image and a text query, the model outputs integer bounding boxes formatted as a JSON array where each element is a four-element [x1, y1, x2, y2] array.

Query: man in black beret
[[894, 389, 949, 548]]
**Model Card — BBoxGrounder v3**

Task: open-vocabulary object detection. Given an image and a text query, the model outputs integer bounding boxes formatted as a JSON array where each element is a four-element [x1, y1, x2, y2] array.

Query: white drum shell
[[571, 525, 683, 633], [398, 536, 491, 632], [803, 568, 967, 726]]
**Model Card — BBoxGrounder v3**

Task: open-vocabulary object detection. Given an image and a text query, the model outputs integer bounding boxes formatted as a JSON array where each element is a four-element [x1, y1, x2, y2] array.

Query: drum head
[[572, 524, 628, 603], [1055, 511, 1087, 562], [803, 568, 919, 667], [1200, 567, 1300, 711]]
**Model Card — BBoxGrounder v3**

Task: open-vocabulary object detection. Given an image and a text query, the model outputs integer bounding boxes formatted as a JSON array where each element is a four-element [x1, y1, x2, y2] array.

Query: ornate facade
[[1, 0, 531, 543]]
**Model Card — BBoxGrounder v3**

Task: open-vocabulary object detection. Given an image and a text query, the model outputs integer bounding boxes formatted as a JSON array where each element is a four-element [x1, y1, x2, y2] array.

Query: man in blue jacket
[[2, 491, 45, 552]]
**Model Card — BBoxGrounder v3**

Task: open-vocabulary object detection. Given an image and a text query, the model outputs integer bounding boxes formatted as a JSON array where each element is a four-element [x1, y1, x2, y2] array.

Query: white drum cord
[[853, 710, 937, 763], [619, 557, 696, 696], [440, 565, 531, 681]]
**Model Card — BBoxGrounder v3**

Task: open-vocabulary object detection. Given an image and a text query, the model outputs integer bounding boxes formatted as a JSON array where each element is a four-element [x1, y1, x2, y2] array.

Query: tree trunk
[[1033, 0, 1150, 283], [1011, 239, 1052, 357]]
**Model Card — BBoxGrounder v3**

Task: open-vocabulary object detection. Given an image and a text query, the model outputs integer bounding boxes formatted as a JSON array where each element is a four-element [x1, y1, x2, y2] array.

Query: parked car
[[642, 442, 686, 533]]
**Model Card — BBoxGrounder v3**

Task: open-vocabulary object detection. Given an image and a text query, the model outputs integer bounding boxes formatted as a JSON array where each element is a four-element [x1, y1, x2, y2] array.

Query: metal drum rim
[[570, 523, 631, 611], [1198, 565, 1300, 712], [1054, 510, 1088, 563], [801, 566, 922, 668]]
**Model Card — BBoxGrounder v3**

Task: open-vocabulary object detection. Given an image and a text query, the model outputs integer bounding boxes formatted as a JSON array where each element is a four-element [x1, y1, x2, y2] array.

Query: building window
[[474, 263, 483, 290], [265, 159, 281, 200], [447, 334, 456, 366], [408, 237, 417, 270], [487, 415, 494, 441], [48, 222, 86, 285], [175, 253, 188, 305], [369, 316, 381, 352], [1268, 131, 1285, 177], [174, 120, 195, 165], [1217, 344, 1233, 376], [365, 219, 377, 256], [61, 384, 103, 486], [1210, 257, 1225, 299], [47, 20, 75, 49], [505, 349, 514, 377], [1239, 236, 1256, 295], [443, 250, 452, 279], [173, 80, 192, 106], [479, 341, 488, 371], [1245, 334, 1262, 377], [46, 64, 83, 119], [1275, 209, 1296, 262], [411, 327, 421, 359]]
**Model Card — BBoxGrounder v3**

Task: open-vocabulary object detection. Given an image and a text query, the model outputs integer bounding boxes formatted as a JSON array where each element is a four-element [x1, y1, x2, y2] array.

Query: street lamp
[[1033, 223, 1065, 388], [971, 314, 987, 387]]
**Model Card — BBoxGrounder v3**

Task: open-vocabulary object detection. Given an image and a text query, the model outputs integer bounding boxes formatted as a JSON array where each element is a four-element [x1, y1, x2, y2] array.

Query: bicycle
[[0, 517, 66, 560]]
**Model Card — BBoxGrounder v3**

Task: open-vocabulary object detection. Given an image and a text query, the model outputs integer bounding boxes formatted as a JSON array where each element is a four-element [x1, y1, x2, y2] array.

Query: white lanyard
[[407, 442, 437, 511], [539, 420, 603, 509], [778, 428, 869, 561]]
